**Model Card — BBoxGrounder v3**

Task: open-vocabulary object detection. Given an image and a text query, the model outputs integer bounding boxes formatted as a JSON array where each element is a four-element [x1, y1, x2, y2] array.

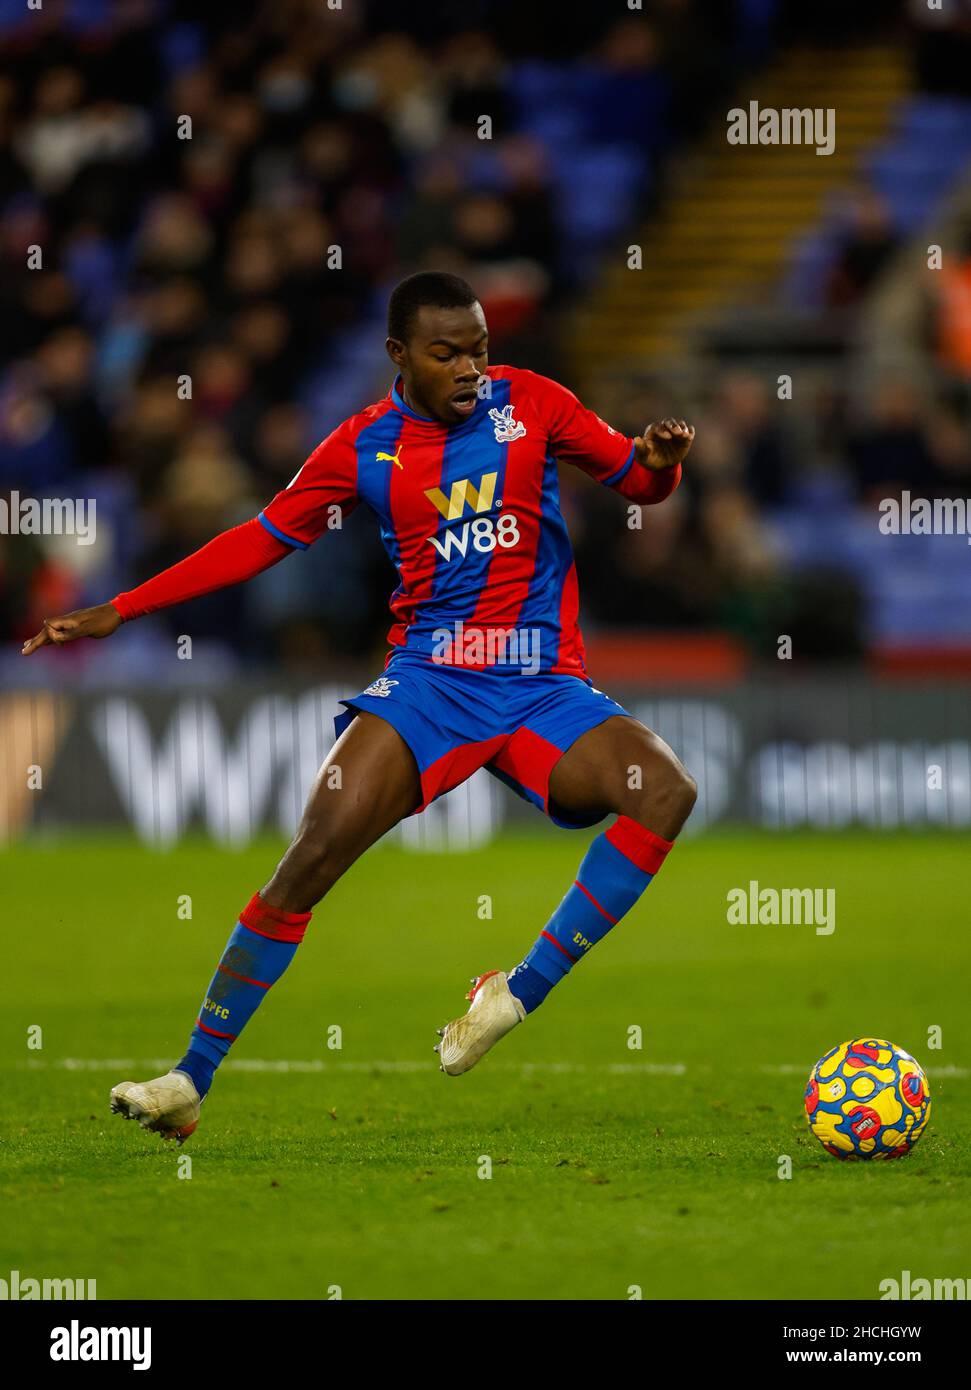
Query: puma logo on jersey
[[425, 472, 497, 520], [489, 403, 526, 443], [376, 446, 404, 469]]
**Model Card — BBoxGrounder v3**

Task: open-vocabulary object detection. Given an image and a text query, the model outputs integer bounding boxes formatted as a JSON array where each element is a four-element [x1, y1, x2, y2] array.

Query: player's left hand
[[634, 418, 695, 471]]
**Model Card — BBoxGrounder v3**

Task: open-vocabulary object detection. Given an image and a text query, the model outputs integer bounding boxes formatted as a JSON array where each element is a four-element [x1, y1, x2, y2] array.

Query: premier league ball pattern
[[805, 1038, 931, 1159]]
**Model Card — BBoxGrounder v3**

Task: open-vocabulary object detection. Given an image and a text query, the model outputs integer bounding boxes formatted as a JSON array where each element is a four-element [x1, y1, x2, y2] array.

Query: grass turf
[[1, 830, 968, 1300]]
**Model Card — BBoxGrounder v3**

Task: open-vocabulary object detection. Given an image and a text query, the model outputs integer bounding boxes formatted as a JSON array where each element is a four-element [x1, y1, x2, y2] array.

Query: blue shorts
[[334, 651, 630, 829]]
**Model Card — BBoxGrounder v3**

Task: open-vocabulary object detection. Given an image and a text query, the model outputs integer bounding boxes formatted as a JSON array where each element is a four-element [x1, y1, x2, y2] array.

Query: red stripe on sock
[[239, 892, 312, 943], [605, 816, 675, 875], [573, 878, 618, 924], [217, 963, 271, 989], [195, 1017, 238, 1041], [541, 930, 578, 964]]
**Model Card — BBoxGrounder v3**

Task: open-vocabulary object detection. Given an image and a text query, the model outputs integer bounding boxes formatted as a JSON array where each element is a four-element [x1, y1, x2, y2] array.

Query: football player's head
[[387, 271, 488, 425]]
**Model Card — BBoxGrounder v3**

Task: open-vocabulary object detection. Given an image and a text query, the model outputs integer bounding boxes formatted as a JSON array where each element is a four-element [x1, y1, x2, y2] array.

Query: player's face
[[387, 303, 489, 425]]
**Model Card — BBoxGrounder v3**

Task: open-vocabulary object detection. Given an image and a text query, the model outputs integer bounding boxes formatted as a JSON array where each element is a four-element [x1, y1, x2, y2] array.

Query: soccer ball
[[805, 1038, 931, 1159]]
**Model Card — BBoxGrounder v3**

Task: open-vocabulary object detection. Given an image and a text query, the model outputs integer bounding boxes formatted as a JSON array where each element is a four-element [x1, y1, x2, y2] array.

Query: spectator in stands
[[933, 225, 971, 382], [825, 188, 898, 309]]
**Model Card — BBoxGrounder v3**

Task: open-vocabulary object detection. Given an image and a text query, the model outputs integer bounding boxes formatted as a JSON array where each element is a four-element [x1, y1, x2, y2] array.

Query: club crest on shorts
[[489, 403, 526, 443], [363, 677, 399, 698]]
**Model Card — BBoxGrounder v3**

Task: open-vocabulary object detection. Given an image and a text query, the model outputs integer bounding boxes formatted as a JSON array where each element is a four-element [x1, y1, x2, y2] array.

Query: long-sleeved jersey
[[259, 366, 679, 676], [113, 366, 681, 677]]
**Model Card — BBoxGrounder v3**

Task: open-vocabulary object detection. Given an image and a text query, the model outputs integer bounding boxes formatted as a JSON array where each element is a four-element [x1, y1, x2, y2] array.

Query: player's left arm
[[526, 369, 693, 504], [621, 418, 695, 502]]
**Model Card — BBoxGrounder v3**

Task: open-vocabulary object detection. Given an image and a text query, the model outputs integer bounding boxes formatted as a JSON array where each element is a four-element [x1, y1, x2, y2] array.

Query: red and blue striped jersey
[[258, 365, 676, 677]]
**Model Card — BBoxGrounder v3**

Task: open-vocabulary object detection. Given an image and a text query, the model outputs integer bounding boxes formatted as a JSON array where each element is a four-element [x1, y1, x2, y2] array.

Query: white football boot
[[110, 1069, 201, 1143], [435, 970, 526, 1076]]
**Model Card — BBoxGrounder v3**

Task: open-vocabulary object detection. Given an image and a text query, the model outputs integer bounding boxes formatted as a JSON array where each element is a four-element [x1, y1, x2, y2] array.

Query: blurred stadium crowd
[[2, 0, 971, 681]]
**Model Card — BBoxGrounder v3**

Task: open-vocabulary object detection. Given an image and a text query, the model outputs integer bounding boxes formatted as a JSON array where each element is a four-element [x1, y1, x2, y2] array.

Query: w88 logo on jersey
[[429, 512, 520, 562]]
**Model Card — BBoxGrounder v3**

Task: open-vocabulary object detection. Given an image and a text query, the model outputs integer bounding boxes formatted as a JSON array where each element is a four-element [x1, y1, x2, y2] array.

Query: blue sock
[[175, 1048, 217, 1100], [506, 817, 674, 1015], [506, 960, 554, 1012], [174, 892, 312, 1098]]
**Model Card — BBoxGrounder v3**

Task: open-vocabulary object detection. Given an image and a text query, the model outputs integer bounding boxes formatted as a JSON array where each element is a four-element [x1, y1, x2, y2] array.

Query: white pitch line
[[11, 1058, 966, 1078], [14, 1057, 688, 1076], [761, 1063, 968, 1079]]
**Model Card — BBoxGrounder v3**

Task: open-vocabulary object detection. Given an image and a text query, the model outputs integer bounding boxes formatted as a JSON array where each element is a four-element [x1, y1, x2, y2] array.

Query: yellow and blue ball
[[805, 1038, 931, 1159]]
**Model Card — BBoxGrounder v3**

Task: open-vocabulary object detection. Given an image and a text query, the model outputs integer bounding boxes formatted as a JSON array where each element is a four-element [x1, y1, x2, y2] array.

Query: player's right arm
[[21, 422, 359, 656]]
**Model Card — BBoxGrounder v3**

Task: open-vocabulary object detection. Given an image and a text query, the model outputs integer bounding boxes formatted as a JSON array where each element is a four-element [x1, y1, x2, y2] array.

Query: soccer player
[[22, 272, 697, 1143]]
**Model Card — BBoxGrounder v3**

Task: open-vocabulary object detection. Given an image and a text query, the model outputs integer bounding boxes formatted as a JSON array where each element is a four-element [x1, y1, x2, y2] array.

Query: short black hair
[[387, 271, 478, 343]]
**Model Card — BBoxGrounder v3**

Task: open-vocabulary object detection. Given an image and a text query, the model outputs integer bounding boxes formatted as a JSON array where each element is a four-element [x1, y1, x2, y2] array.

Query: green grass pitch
[[2, 829, 968, 1301]]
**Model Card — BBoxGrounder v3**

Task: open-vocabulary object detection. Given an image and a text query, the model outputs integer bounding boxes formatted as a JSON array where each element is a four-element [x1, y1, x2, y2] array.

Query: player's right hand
[[21, 602, 123, 655]]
